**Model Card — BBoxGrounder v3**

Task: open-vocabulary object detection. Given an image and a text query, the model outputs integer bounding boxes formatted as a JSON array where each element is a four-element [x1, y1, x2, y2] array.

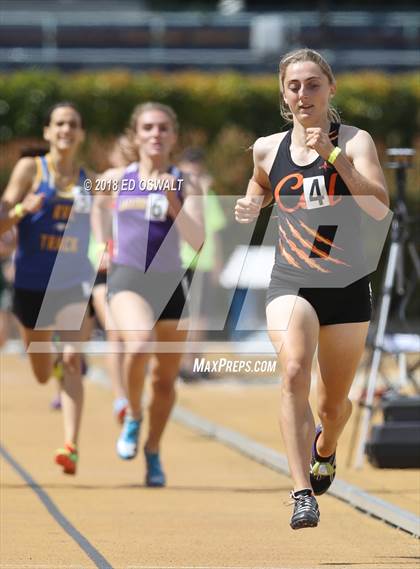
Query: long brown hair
[[279, 48, 341, 124]]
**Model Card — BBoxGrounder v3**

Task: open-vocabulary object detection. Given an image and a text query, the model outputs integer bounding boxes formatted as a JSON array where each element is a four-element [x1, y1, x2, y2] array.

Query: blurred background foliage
[[1, 70, 419, 142], [0, 68, 418, 320], [0, 69, 418, 202]]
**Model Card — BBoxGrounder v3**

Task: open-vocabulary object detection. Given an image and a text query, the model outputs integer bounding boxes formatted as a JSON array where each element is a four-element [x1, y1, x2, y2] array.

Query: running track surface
[[1, 354, 418, 569]]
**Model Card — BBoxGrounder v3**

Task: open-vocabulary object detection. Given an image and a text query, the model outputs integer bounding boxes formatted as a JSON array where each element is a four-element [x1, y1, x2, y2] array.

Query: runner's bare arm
[[235, 138, 273, 224], [341, 128, 389, 217], [0, 158, 43, 235], [308, 126, 389, 219], [250, 138, 275, 207], [166, 172, 205, 252]]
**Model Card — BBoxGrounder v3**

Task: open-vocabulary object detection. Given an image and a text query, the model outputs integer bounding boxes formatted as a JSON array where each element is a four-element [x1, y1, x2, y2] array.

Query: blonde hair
[[279, 48, 340, 124], [128, 102, 179, 134]]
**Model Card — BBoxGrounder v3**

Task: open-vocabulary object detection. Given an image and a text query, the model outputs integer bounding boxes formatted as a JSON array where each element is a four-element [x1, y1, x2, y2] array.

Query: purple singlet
[[113, 163, 184, 272]]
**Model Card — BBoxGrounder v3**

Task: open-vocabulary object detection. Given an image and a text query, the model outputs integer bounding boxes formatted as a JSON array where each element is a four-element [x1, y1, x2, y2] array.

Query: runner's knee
[[123, 334, 152, 356], [62, 347, 80, 373], [151, 372, 176, 395], [282, 359, 311, 394], [125, 349, 149, 367], [318, 398, 352, 424]]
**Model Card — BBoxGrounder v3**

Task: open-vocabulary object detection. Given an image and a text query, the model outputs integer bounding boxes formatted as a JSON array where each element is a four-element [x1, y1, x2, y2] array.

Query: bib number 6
[[145, 194, 169, 221]]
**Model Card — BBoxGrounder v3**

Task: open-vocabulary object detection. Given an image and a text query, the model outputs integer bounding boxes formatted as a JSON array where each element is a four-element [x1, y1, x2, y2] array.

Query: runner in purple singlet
[[92, 102, 204, 486]]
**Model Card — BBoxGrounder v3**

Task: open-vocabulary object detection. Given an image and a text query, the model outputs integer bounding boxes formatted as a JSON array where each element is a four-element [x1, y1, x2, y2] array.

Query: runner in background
[[92, 102, 204, 486], [179, 147, 226, 381], [0, 102, 95, 475], [89, 134, 138, 422]]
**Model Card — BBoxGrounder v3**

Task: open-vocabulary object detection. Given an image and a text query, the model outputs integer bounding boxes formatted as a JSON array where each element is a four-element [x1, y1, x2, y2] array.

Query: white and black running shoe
[[290, 489, 320, 530]]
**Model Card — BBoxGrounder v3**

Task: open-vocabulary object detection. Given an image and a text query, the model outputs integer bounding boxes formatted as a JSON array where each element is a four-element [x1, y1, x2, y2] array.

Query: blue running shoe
[[144, 449, 166, 487], [116, 416, 141, 460], [310, 425, 336, 496]]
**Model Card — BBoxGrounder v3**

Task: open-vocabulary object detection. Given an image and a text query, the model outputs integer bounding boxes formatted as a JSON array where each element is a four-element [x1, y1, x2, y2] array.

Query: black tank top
[[268, 123, 366, 288]]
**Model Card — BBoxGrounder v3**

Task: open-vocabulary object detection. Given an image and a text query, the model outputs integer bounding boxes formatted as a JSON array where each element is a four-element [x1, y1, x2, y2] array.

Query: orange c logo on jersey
[[274, 172, 342, 211], [274, 173, 305, 212]]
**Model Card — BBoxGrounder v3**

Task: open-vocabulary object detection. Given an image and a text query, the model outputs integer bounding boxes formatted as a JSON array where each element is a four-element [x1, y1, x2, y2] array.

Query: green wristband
[[327, 147, 342, 164], [14, 203, 25, 219]]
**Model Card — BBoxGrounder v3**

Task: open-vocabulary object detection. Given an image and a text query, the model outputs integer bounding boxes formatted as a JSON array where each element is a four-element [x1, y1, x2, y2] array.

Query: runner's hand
[[306, 128, 335, 160], [20, 192, 44, 215], [235, 197, 261, 224]]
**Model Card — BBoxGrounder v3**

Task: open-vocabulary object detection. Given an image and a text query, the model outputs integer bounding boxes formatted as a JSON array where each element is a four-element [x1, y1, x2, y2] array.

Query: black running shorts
[[13, 284, 93, 330], [107, 264, 189, 321], [266, 275, 372, 326]]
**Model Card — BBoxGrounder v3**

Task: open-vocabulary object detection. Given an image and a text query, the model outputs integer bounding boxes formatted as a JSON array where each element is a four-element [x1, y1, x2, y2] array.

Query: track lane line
[[0, 444, 113, 569]]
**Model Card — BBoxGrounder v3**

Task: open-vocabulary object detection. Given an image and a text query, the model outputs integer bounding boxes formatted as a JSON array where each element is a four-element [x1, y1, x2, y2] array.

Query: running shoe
[[289, 489, 320, 530], [50, 394, 62, 411], [116, 416, 141, 460], [55, 443, 78, 475], [310, 424, 337, 496], [113, 397, 129, 424], [144, 449, 166, 487]]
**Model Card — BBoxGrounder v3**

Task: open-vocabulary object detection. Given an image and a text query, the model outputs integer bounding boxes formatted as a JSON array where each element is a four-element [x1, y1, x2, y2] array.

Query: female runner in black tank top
[[235, 49, 389, 530]]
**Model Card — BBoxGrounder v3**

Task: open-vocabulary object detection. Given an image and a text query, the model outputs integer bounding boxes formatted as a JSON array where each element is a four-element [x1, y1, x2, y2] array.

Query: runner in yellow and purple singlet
[[0, 102, 96, 475]]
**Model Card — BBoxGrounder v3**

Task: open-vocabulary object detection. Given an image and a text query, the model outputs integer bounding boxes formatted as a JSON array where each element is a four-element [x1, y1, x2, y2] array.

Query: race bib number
[[145, 194, 169, 221], [303, 176, 330, 209], [72, 186, 92, 214]]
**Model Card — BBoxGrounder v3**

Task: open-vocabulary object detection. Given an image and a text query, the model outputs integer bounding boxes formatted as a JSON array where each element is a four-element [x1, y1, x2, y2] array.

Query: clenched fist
[[235, 197, 262, 224], [305, 128, 335, 161], [20, 192, 45, 216]]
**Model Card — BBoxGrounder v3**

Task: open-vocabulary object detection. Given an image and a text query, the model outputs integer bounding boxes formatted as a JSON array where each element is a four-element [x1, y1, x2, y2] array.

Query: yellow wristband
[[13, 203, 25, 219], [327, 147, 342, 164]]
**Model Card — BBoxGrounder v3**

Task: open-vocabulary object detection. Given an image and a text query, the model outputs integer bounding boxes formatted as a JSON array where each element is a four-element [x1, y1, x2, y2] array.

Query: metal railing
[[0, 9, 419, 71]]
